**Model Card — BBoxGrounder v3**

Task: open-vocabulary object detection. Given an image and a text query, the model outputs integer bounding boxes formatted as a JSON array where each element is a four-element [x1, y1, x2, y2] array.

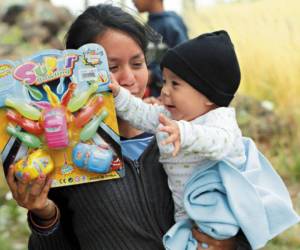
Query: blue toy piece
[[72, 142, 113, 173]]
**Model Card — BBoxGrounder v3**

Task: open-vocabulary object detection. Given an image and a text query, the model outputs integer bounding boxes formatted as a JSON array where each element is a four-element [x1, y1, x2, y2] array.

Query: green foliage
[[263, 223, 300, 249], [0, 26, 23, 45], [0, 197, 29, 250]]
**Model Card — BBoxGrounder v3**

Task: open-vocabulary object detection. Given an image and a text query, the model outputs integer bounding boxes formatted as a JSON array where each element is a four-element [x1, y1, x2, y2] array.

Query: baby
[[110, 30, 245, 221], [109, 30, 299, 249]]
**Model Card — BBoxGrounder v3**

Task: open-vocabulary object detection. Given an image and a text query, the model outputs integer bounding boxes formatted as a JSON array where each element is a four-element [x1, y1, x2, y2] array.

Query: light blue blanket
[[163, 137, 299, 250]]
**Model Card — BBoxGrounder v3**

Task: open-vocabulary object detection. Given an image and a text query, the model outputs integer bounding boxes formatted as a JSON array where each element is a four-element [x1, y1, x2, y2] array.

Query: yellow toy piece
[[43, 85, 60, 107], [14, 149, 54, 181]]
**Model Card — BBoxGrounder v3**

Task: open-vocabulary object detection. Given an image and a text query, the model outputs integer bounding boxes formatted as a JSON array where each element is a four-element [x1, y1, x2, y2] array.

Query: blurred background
[[0, 0, 299, 249]]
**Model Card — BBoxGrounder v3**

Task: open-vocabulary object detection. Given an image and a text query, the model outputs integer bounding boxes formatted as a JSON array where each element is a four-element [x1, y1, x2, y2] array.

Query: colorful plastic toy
[[72, 142, 113, 173], [74, 94, 104, 128], [25, 84, 43, 100], [44, 56, 57, 75], [43, 85, 60, 107], [0, 64, 23, 107], [79, 109, 108, 142], [6, 109, 43, 135], [44, 108, 69, 149], [0, 44, 124, 187], [32, 101, 52, 110], [7, 124, 42, 148], [14, 149, 54, 181], [5, 97, 41, 120], [67, 83, 98, 112], [61, 83, 77, 107], [56, 77, 65, 95]]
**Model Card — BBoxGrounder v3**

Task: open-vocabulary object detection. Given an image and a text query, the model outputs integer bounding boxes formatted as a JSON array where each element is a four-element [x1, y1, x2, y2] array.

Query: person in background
[[132, 0, 188, 97], [6, 4, 250, 250]]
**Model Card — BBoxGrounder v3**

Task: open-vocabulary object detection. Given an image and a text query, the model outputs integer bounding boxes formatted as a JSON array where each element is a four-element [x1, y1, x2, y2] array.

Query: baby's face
[[160, 68, 215, 121]]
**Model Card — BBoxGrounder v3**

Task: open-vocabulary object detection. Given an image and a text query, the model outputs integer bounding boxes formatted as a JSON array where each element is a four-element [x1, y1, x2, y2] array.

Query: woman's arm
[[192, 228, 251, 250], [193, 228, 236, 250], [6, 164, 75, 249]]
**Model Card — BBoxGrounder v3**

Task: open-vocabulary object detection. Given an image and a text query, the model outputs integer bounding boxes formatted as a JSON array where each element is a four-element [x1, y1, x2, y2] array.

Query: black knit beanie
[[160, 30, 240, 107]]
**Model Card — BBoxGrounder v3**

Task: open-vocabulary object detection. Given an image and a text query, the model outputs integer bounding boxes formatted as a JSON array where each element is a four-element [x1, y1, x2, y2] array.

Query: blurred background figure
[[132, 0, 188, 98], [0, 0, 73, 59]]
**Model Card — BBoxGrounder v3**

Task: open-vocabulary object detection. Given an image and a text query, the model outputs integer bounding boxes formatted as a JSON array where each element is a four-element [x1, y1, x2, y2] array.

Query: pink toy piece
[[44, 107, 69, 149], [32, 101, 52, 110]]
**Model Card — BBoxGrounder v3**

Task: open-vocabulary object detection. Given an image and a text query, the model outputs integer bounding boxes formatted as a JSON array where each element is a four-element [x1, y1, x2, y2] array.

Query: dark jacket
[[28, 138, 251, 249], [148, 11, 188, 48], [29, 139, 175, 250], [147, 11, 188, 96]]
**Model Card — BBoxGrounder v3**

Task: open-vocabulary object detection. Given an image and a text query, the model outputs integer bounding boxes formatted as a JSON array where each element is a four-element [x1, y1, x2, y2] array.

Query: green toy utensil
[[79, 109, 108, 142], [25, 84, 43, 101], [7, 125, 41, 148], [67, 83, 98, 112], [5, 97, 42, 120]]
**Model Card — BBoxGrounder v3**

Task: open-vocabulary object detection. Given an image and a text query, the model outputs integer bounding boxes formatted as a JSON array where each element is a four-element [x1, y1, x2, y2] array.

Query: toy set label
[[0, 44, 124, 187]]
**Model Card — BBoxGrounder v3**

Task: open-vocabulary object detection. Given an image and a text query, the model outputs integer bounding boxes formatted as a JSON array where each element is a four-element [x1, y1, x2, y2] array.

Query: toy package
[[0, 44, 124, 187]]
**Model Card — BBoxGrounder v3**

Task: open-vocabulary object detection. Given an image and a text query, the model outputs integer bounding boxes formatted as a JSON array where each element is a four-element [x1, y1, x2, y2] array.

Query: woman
[[6, 4, 250, 250]]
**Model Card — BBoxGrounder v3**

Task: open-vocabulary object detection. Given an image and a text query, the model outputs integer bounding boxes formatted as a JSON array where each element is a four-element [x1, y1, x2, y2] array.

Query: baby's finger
[[158, 113, 172, 126], [108, 74, 120, 96], [159, 124, 175, 134], [161, 125, 178, 138], [108, 83, 119, 96], [172, 140, 180, 157], [161, 133, 177, 145], [143, 97, 161, 105]]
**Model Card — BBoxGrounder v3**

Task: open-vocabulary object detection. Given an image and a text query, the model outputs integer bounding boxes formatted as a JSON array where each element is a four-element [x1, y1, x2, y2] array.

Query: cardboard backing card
[[0, 43, 124, 187]]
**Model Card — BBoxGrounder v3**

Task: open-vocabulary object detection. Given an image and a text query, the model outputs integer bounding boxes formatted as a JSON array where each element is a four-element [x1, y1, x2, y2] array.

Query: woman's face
[[94, 29, 148, 98]]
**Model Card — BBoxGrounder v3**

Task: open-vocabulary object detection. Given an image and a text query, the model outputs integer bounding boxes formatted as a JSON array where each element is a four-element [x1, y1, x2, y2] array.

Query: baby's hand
[[158, 113, 180, 156], [108, 74, 120, 97], [143, 96, 162, 105]]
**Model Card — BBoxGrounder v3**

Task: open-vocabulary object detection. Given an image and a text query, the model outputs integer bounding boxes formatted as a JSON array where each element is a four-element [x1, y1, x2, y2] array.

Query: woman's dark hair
[[65, 4, 151, 54]]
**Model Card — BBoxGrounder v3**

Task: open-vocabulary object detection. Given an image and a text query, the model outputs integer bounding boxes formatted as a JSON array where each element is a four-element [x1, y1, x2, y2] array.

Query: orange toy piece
[[6, 109, 44, 135], [74, 94, 104, 128], [61, 82, 77, 107]]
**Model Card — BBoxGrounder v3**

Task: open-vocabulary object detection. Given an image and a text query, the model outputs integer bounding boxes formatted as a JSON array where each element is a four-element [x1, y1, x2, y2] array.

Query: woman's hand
[[6, 164, 55, 220], [192, 228, 237, 250]]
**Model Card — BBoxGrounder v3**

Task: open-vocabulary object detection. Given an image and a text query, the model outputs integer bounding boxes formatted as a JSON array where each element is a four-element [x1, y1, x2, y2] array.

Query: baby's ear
[[206, 101, 218, 109], [205, 100, 215, 106]]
